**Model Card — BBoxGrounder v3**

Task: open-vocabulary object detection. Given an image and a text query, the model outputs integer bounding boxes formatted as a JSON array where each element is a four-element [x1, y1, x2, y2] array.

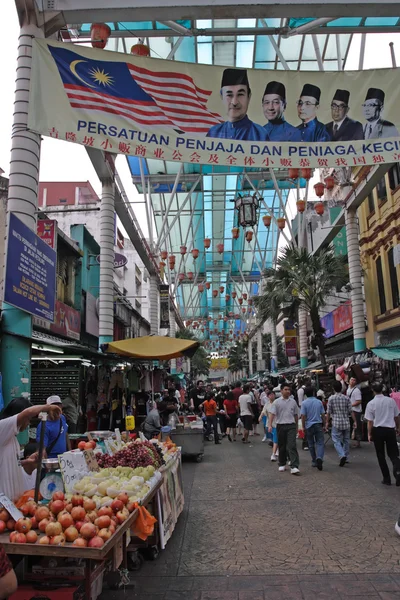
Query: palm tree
[[175, 328, 211, 377], [227, 342, 247, 376], [254, 278, 287, 371], [257, 246, 348, 365]]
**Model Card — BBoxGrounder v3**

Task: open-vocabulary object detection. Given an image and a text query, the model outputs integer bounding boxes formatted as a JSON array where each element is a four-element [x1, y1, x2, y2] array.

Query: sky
[[2, 0, 400, 240]]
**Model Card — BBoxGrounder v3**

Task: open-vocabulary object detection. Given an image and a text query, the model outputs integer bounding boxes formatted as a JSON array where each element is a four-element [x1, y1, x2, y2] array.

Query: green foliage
[[175, 328, 211, 376], [227, 342, 247, 373]]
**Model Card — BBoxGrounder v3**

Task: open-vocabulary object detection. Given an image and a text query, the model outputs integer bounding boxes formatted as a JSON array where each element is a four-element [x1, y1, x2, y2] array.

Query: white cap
[[46, 395, 62, 405]]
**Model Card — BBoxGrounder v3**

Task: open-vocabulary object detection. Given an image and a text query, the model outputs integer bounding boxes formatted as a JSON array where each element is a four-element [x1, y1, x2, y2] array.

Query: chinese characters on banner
[[159, 284, 170, 330]]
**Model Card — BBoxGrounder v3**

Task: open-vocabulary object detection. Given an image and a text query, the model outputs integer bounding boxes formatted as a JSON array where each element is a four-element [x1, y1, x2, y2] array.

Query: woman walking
[[223, 390, 239, 442]]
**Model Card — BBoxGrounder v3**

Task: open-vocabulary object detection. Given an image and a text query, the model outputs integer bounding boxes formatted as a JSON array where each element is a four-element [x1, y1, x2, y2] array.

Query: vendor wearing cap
[[262, 81, 301, 142], [325, 89, 363, 141], [36, 396, 69, 459], [207, 68, 267, 141], [296, 84, 330, 142], [362, 87, 398, 139], [0, 397, 61, 501]]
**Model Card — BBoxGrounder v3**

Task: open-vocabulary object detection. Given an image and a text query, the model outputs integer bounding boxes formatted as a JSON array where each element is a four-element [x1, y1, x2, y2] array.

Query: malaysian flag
[[48, 46, 223, 133]]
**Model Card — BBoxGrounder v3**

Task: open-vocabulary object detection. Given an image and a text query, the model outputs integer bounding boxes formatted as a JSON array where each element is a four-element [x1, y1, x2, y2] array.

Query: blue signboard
[[320, 312, 335, 339], [5, 213, 56, 322]]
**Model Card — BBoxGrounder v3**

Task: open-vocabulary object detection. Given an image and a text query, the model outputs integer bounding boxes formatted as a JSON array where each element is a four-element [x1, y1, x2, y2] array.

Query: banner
[[33, 299, 81, 340], [29, 39, 400, 169], [158, 454, 184, 547], [159, 284, 169, 329], [37, 219, 57, 250], [321, 300, 353, 339], [284, 319, 298, 358], [210, 357, 229, 370], [5, 213, 56, 321]]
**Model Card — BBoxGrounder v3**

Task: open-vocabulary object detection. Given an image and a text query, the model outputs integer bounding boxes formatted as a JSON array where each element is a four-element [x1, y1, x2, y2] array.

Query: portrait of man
[[362, 88, 399, 139], [296, 84, 331, 142], [325, 89, 363, 141], [206, 68, 267, 141], [262, 81, 301, 142]]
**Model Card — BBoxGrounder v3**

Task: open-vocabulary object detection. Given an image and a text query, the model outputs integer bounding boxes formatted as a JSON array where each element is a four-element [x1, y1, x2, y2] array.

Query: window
[[388, 164, 400, 191], [376, 176, 387, 204], [376, 256, 387, 314], [388, 247, 400, 309], [367, 192, 375, 215]]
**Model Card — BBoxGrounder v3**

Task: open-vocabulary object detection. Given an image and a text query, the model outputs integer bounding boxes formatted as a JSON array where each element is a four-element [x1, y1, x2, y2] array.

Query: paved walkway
[[101, 435, 400, 600]]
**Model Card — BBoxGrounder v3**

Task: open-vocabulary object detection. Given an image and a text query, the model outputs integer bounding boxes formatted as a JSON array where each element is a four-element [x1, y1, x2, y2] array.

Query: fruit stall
[[0, 436, 182, 599]]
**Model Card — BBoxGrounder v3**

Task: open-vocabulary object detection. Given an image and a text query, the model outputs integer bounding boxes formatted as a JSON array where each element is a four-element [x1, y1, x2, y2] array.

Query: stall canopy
[[371, 343, 400, 361], [103, 336, 200, 359]]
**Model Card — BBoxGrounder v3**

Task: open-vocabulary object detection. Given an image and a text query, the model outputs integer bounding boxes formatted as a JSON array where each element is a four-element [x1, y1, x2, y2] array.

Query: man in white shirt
[[268, 383, 300, 475], [365, 382, 400, 486], [346, 376, 363, 448], [239, 384, 253, 444]]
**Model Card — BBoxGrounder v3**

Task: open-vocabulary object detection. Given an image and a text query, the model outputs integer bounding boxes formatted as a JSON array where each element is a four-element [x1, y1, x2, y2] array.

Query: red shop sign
[[37, 219, 57, 249]]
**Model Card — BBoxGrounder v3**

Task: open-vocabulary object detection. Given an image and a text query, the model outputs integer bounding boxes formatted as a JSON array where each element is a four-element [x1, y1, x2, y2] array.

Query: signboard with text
[[37, 219, 57, 250], [5, 213, 56, 321], [321, 300, 353, 339], [33, 299, 81, 340], [159, 284, 169, 329]]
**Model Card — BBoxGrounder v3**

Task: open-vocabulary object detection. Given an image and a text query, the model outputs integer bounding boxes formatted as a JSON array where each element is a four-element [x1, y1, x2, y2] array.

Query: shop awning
[[103, 336, 200, 360], [371, 344, 400, 361]]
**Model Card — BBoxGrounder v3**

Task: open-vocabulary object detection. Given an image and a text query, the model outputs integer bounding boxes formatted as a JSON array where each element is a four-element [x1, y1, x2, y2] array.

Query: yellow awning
[[103, 336, 200, 360]]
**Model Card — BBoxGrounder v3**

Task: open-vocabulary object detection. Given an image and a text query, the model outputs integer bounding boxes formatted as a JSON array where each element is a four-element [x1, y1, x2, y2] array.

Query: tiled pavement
[[100, 436, 400, 599]]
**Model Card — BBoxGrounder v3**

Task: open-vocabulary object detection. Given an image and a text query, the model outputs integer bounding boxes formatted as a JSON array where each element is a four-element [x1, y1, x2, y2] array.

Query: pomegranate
[[26, 502, 37, 517], [111, 499, 124, 513], [50, 500, 65, 515], [85, 441, 96, 450], [30, 517, 38, 529], [26, 530, 38, 544], [97, 507, 113, 518], [88, 536, 104, 548], [64, 526, 79, 542], [116, 511, 127, 524], [80, 523, 96, 540], [83, 499, 96, 512], [78, 441, 86, 451], [50, 534, 66, 546], [73, 537, 87, 547], [0, 509, 10, 522], [95, 516, 111, 529], [71, 495, 84, 507], [45, 522, 62, 537], [86, 511, 98, 523], [15, 518, 32, 533], [75, 521, 84, 532], [52, 491, 65, 502], [9, 532, 18, 542], [39, 536, 51, 544], [98, 528, 112, 542], [14, 533, 27, 544], [117, 493, 129, 506], [71, 507, 86, 522], [20, 504, 31, 516], [126, 502, 136, 513], [6, 519, 15, 531], [58, 513, 74, 530], [65, 503, 73, 513], [38, 518, 50, 533], [35, 506, 50, 522], [109, 523, 116, 534], [0, 521, 6, 534]]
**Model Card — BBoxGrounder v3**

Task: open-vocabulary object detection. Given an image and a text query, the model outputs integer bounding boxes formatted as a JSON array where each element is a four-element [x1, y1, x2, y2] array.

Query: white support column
[[299, 307, 308, 368], [345, 208, 366, 352], [149, 275, 159, 336], [99, 180, 115, 345], [256, 329, 263, 371], [169, 309, 177, 373], [270, 319, 279, 373], [248, 340, 253, 376]]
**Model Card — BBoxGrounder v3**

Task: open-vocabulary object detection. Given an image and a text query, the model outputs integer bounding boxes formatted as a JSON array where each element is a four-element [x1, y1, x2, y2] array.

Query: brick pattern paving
[[101, 438, 400, 600]]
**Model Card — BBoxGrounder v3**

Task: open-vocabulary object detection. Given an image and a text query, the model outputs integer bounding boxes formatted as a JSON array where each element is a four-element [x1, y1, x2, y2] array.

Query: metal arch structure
[[16, 1, 396, 353]]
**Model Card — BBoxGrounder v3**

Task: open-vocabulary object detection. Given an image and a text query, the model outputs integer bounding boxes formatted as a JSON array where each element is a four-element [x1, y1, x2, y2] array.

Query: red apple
[[15, 518, 32, 533], [88, 536, 104, 548], [78, 441, 86, 451], [80, 523, 96, 540], [26, 530, 38, 544]]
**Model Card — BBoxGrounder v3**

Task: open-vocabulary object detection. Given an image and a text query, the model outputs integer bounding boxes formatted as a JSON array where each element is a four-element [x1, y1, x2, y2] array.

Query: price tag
[[83, 449, 100, 472], [0, 494, 23, 522], [58, 451, 89, 492]]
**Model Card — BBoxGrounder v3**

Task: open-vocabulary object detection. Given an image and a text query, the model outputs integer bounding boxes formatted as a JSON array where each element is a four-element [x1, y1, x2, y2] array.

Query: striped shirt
[[327, 393, 353, 430]]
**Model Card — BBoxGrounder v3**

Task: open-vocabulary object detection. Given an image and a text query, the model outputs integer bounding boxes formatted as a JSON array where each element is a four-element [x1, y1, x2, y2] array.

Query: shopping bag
[[131, 505, 157, 541]]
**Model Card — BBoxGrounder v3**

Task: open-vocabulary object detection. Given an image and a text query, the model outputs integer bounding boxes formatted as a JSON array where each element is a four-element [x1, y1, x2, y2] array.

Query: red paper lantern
[[178, 272, 185, 282], [248, 299, 253, 306], [324, 175, 335, 190], [238, 298, 243, 305], [262, 215, 272, 227], [198, 283, 204, 293], [187, 320, 192, 326], [187, 271, 194, 280], [205, 281, 211, 290], [212, 290, 218, 298], [168, 255, 176, 269], [314, 182, 325, 198], [277, 218, 286, 230], [219, 286, 224, 294], [191, 248, 199, 260], [242, 308, 246, 313], [288, 168, 299, 180], [232, 291, 237, 299], [90, 23, 111, 49], [224, 316, 228, 322], [245, 231, 253, 243], [180, 245, 187, 255], [208, 316, 212, 321], [315, 201, 325, 216], [204, 238, 211, 249], [296, 200, 306, 213], [235, 314, 240, 319], [301, 168, 312, 180], [243, 293, 248, 300], [213, 319, 217, 325], [160, 250, 168, 260], [216, 243, 224, 254], [130, 43, 151, 56], [232, 227, 240, 239], [225, 294, 230, 302], [159, 261, 166, 270]]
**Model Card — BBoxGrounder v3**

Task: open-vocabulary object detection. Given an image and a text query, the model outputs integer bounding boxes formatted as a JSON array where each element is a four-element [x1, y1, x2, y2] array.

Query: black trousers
[[372, 426, 400, 481], [206, 415, 219, 443], [277, 423, 299, 469], [67, 421, 77, 434]]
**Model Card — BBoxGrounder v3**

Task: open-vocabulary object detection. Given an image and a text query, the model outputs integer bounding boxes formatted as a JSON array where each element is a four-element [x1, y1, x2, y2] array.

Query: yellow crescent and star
[[69, 59, 114, 87]]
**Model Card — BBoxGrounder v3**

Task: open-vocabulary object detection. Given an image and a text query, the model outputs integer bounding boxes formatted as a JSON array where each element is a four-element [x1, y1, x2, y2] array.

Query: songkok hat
[[365, 87, 385, 103], [46, 395, 62, 405], [221, 68, 249, 88], [332, 89, 350, 104], [263, 81, 286, 100], [300, 83, 321, 102]]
